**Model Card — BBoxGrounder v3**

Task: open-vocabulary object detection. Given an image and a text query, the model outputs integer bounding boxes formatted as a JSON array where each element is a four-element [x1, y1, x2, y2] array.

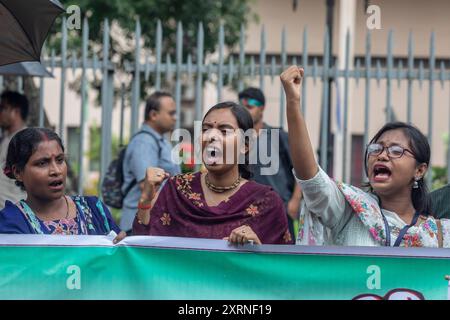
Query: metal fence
[[1, 17, 449, 194]]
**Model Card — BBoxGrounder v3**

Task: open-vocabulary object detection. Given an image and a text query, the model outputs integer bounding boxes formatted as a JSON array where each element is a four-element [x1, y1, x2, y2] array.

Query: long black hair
[[4, 127, 65, 190], [203, 101, 254, 179], [364, 122, 431, 215]]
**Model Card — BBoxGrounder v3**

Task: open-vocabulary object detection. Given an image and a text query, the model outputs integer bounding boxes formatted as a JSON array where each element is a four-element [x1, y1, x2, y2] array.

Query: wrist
[[287, 97, 300, 105], [139, 195, 153, 205], [138, 202, 152, 210]]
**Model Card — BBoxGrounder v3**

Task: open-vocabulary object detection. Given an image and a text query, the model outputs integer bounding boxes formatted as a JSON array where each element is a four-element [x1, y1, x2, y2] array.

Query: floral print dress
[[295, 167, 450, 247]]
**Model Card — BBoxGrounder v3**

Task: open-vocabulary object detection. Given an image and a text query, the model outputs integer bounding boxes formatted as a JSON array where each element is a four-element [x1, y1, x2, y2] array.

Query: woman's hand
[[224, 225, 262, 245], [280, 66, 304, 103], [113, 231, 127, 244], [137, 167, 170, 225], [280, 66, 317, 180], [287, 197, 301, 221], [141, 167, 170, 201]]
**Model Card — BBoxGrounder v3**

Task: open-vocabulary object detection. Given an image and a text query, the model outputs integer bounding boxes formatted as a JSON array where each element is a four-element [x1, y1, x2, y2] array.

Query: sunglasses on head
[[240, 98, 263, 108]]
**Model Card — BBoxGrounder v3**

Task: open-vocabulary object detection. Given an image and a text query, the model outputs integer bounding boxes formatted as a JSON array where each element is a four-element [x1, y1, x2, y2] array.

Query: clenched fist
[[280, 66, 304, 102], [140, 167, 170, 203]]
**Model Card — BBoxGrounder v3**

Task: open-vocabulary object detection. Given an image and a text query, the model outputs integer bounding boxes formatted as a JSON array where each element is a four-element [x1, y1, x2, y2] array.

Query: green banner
[[1, 235, 450, 300]]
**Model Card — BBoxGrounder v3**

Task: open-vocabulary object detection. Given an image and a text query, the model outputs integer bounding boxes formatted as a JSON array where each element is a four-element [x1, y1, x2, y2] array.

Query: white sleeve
[[293, 167, 352, 230]]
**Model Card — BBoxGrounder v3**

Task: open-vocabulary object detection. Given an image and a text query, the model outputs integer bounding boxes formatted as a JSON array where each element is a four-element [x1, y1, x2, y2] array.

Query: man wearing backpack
[[120, 91, 181, 233], [238, 87, 302, 241]]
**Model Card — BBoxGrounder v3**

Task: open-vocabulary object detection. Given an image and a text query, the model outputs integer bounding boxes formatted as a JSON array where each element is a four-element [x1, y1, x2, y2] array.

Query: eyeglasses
[[367, 143, 415, 159]]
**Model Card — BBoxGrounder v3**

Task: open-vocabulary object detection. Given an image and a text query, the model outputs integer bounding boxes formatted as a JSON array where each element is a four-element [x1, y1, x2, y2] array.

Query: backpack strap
[[129, 130, 163, 160], [122, 129, 163, 197]]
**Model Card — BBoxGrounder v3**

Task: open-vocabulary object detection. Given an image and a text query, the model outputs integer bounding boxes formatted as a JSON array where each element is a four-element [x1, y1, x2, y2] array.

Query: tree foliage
[[53, 0, 258, 63]]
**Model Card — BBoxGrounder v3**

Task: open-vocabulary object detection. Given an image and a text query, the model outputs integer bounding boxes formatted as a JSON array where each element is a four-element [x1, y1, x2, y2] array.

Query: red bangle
[[137, 202, 152, 210]]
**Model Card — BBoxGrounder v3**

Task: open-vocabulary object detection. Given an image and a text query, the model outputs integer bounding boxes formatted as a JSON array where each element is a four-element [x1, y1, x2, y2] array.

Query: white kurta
[[294, 167, 450, 247]]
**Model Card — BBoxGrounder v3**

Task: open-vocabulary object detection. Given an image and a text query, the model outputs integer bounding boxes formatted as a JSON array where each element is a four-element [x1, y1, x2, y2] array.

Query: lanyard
[[381, 211, 420, 247]]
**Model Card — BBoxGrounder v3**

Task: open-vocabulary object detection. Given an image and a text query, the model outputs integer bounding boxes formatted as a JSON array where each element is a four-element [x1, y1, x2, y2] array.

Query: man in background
[[239, 87, 302, 241], [0, 91, 28, 209], [120, 91, 181, 233]]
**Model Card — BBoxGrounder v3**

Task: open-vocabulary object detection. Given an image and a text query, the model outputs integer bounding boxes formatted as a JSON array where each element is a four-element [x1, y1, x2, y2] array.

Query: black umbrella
[[0, 0, 64, 67], [0, 61, 53, 77]]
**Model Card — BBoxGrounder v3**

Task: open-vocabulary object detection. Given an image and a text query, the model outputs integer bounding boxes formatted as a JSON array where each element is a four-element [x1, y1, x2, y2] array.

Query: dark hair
[[238, 87, 266, 106], [144, 91, 173, 121], [203, 101, 254, 179], [364, 122, 431, 215], [4, 127, 65, 190], [0, 91, 29, 120]]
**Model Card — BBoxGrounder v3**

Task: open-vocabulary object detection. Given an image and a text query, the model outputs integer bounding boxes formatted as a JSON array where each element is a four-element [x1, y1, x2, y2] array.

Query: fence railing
[[1, 17, 450, 195]]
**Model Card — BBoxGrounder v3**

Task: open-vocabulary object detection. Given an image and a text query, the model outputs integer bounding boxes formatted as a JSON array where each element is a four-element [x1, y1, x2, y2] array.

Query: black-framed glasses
[[367, 143, 415, 159]]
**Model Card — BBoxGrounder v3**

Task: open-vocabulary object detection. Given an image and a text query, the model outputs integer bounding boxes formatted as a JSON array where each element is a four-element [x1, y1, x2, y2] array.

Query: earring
[[413, 177, 420, 189]]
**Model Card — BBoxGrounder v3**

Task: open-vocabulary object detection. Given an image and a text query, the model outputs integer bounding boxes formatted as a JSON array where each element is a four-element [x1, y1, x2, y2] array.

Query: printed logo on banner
[[353, 288, 425, 300], [66, 265, 81, 290], [366, 265, 381, 290]]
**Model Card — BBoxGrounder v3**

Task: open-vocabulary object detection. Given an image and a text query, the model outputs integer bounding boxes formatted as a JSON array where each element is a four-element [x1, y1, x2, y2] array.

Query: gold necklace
[[205, 173, 241, 193]]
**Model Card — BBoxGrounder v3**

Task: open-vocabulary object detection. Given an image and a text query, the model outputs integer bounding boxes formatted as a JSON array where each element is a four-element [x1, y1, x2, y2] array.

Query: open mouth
[[203, 145, 223, 165], [49, 180, 64, 189], [373, 164, 392, 182]]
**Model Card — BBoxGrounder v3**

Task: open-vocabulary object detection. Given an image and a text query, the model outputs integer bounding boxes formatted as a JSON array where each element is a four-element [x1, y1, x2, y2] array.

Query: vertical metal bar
[[342, 29, 350, 182], [301, 27, 308, 117], [217, 22, 224, 103], [195, 22, 204, 122], [193, 22, 205, 173], [386, 30, 393, 123], [427, 32, 436, 188], [175, 21, 183, 130], [447, 84, 450, 184], [0, 75, 3, 92], [279, 27, 287, 128], [259, 25, 266, 91], [238, 24, 245, 93], [155, 20, 162, 91], [166, 53, 173, 83], [100, 70, 114, 196], [38, 42, 47, 127], [119, 83, 126, 147], [17, 77, 23, 93], [407, 31, 414, 123], [362, 31, 372, 182], [320, 28, 330, 171], [59, 17, 67, 140], [250, 56, 255, 78], [228, 55, 234, 87], [39, 77, 45, 127], [131, 19, 141, 136], [144, 54, 150, 82], [99, 18, 111, 192], [77, 17, 89, 195]]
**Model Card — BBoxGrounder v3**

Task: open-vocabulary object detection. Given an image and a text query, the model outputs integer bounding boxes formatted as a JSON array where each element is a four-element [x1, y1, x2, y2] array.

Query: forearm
[[290, 183, 302, 202], [295, 167, 348, 229], [136, 187, 157, 226], [286, 97, 318, 180]]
